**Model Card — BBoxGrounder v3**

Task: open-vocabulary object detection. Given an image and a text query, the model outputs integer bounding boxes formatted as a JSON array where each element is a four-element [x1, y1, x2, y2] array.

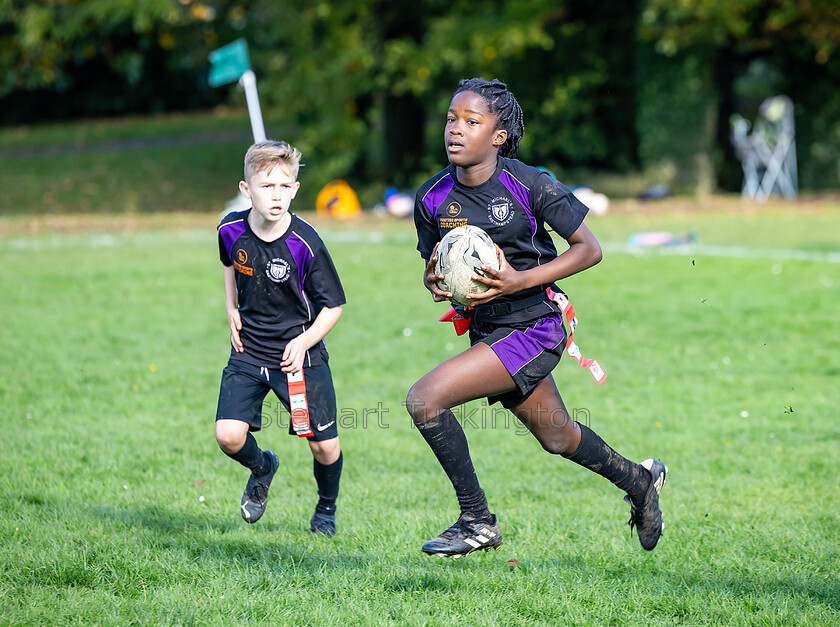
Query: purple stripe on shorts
[[422, 173, 454, 219], [218, 219, 247, 261], [490, 315, 566, 376], [287, 231, 314, 296], [500, 169, 536, 239]]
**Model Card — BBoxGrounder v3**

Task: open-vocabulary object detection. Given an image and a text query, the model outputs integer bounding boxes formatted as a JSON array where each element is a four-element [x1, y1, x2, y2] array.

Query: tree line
[[2, 0, 839, 195]]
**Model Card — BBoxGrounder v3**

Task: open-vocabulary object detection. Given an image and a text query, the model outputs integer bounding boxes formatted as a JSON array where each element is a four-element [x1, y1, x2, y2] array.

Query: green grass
[[0, 109, 253, 152], [0, 109, 297, 215], [1, 204, 839, 625]]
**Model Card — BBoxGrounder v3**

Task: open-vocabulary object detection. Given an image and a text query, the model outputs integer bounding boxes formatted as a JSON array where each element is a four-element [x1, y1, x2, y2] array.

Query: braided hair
[[454, 78, 524, 158]]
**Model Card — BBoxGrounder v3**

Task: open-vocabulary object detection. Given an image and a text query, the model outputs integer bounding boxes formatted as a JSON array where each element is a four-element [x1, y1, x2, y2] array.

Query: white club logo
[[488, 196, 513, 225], [266, 257, 291, 282]]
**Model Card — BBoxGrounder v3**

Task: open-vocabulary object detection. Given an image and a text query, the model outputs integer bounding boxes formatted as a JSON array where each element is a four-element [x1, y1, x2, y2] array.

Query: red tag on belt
[[287, 370, 313, 437], [438, 307, 472, 336]]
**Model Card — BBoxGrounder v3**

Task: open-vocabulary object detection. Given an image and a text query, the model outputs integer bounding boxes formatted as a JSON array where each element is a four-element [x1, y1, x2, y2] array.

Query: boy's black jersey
[[218, 210, 345, 368], [414, 157, 588, 302]]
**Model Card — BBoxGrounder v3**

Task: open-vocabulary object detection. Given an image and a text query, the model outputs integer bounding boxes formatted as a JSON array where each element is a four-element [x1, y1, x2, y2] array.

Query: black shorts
[[215, 358, 338, 441], [470, 311, 567, 408]]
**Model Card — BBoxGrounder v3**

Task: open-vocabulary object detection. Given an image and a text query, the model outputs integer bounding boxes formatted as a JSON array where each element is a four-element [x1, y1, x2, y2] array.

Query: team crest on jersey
[[488, 196, 514, 226], [266, 258, 291, 283]]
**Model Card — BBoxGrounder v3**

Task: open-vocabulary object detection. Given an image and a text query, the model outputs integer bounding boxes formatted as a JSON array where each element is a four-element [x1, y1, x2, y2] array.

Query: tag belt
[[473, 292, 548, 317]]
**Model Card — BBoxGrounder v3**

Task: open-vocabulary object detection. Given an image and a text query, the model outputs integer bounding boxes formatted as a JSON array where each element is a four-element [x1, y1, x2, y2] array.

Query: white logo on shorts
[[316, 421, 335, 432]]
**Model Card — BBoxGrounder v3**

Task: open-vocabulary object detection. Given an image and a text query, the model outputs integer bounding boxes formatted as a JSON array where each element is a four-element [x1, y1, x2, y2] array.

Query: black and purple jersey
[[218, 211, 346, 368], [414, 157, 588, 302]]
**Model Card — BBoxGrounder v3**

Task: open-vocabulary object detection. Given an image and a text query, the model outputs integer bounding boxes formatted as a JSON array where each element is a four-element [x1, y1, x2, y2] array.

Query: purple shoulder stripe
[[287, 231, 315, 297], [218, 219, 247, 261], [500, 168, 536, 239], [421, 173, 454, 219]]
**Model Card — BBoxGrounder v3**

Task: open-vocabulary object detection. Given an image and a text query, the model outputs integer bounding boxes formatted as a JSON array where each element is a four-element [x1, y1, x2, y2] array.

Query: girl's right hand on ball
[[424, 242, 452, 302]]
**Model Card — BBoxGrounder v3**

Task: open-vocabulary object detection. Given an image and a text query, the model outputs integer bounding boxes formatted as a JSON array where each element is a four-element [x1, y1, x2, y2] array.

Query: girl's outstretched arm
[[467, 223, 602, 304]]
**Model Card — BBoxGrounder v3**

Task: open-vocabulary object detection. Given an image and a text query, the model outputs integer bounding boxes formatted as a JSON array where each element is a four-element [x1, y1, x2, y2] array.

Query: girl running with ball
[[409, 78, 667, 558]]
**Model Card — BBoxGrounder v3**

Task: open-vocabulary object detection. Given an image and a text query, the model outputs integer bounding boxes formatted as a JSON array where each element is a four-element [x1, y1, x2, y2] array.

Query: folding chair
[[730, 95, 798, 201], [730, 115, 762, 199]]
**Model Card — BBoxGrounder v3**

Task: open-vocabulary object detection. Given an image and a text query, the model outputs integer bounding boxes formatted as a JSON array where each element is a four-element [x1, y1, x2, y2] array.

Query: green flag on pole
[[208, 38, 252, 87]]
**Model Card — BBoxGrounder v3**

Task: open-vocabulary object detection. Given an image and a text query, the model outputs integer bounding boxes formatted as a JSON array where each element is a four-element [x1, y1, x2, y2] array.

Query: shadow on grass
[[522, 552, 840, 614], [81, 502, 373, 572], [16, 496, 839, 615]]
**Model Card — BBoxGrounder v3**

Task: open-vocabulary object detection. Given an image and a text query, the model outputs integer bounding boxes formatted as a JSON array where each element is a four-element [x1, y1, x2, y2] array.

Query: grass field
[[1, 199, 838, 625], [0, 109, 290, 216]]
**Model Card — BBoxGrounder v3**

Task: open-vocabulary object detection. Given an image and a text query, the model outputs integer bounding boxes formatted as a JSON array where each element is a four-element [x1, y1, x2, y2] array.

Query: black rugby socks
[[313, 452, 343, 517], [415, 409, 492, 521], [564, 422, 652, 505], [226, 432, 271, 477]]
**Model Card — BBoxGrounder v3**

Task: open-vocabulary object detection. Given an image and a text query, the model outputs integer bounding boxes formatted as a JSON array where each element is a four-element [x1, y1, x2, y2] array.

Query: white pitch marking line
[[602, 242, 840, 263], [3, 230, 839, 263]]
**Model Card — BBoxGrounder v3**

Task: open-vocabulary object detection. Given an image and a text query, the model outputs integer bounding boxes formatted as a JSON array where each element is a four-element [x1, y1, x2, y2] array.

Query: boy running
[[215, 141, 345, 536]]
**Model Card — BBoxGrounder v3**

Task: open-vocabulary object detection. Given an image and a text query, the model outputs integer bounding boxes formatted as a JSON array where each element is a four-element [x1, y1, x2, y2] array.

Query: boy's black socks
[[226, 432, 271, 477], [415, 409, 492, 521], [314, 452, 343, 516], [564, 422, 651, 505]]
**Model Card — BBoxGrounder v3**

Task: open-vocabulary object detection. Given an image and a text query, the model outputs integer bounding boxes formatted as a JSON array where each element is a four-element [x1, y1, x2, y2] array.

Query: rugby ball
[[435, 225, 499, 306]]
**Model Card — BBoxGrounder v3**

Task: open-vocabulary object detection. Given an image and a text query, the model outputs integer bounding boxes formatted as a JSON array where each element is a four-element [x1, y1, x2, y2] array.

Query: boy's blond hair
[[243, 141, 303, 181]]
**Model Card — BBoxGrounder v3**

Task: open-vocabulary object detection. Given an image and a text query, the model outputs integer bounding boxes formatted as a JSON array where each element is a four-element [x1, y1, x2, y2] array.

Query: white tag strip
[[547, 288, 607, 385]]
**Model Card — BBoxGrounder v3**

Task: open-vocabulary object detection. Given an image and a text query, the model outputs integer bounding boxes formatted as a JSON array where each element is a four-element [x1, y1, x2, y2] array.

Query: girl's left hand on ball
[[466, 246, 524, 304]]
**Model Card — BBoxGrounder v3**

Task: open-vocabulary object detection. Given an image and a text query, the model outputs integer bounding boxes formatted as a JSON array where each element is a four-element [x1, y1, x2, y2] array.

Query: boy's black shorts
[[215, 358, 338, 441]]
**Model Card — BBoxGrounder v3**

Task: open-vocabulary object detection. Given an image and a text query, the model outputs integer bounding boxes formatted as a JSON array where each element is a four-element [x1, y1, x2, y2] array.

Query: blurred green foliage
[[640, 0, 840, 191], [1, 0, 839, 199], [0, 0, 244, 117]]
